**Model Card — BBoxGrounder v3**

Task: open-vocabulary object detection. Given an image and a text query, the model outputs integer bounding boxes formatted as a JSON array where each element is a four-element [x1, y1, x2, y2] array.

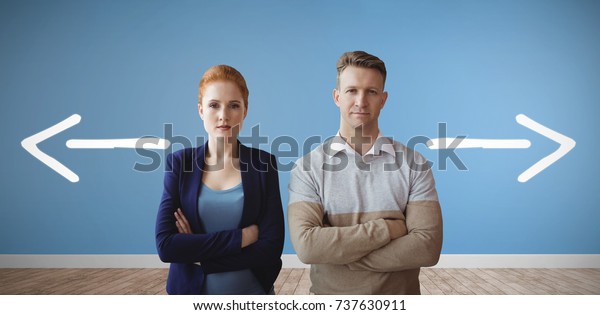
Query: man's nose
[[355, 92, 368, 107]]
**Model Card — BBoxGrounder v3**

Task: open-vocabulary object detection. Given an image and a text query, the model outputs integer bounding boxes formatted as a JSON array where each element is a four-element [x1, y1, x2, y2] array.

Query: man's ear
[[333, 88, 340, 108], [380, 91, 388, 110]]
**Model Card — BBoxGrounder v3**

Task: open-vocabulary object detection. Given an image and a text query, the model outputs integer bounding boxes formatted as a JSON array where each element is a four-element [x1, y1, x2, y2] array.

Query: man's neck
[[339, 125, 379, 156]]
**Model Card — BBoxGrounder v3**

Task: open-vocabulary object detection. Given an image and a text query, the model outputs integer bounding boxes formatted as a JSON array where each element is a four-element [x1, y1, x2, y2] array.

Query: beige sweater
[[287, 135, 443, 294]]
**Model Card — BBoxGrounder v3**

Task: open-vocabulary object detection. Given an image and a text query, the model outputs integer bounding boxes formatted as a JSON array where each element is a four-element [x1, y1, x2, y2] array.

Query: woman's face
[[198, 80, 247, 140]]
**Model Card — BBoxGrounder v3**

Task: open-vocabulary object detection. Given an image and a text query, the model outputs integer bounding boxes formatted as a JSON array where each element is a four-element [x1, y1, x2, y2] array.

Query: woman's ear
[[198, 102, 204, 120]]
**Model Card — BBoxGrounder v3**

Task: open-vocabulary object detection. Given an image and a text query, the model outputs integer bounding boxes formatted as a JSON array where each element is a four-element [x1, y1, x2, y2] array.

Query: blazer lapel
[[189, 144, 206, 232], [239, 143, 260, 227]]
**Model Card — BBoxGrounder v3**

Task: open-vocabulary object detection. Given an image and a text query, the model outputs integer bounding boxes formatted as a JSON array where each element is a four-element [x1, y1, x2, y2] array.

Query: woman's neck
[[206, 136, 238, 161]]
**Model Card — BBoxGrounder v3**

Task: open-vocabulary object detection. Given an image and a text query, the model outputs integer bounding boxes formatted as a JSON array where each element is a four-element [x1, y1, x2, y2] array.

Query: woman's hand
[[175, 208, 193, 234], [241, 224, 259, 248]]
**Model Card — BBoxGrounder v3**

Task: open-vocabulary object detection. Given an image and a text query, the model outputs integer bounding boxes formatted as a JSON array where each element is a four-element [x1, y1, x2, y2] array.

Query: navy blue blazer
[[155, 142, 284, 294]]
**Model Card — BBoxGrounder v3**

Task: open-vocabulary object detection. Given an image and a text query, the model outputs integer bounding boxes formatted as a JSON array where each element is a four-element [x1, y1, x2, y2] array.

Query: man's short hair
[[336, 51, 387, 89]]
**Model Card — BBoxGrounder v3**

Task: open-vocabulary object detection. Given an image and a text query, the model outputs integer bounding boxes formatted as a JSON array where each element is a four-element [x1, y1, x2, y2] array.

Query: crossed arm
[[287, 164, 408, 265], [346, 200, 443, 272], [174, 208, 258, 248], [287, 161, 442, 271], [173, 205, 284, 274], [287, 201, 408, 265], [288, 200, 441, 271], [155, 151, 284, 273]]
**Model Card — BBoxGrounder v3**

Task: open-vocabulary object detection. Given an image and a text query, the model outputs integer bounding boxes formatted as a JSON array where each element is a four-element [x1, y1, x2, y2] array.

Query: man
[[288, 51, 443, 294]]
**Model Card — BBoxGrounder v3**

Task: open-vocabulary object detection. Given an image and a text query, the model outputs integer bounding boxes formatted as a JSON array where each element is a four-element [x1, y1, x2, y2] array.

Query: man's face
[[333, 66, 388, 133]]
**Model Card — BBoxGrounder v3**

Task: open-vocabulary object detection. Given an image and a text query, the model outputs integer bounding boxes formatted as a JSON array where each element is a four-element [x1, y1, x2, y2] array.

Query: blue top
[[197, 182, 265, 294], [155, 143, 284, 295]]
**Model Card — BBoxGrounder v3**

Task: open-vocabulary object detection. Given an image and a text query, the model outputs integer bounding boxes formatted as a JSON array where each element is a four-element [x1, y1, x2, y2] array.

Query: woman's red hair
[[198, 65, 249, 108]]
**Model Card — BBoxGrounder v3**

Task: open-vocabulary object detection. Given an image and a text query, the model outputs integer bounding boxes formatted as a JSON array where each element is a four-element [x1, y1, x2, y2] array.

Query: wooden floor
[[1, 268, 599, 295]]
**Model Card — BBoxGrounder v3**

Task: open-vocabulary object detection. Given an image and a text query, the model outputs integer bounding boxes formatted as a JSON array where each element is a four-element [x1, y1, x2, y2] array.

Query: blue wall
[[1, 0, 598, 255]]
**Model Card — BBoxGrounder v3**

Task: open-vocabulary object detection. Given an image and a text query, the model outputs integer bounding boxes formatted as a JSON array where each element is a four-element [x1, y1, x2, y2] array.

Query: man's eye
[[346, 89, 356, 93]]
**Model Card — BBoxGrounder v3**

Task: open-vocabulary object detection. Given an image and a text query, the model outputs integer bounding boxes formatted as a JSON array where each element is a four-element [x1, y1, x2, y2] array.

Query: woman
[[155, 65, 284, 295]]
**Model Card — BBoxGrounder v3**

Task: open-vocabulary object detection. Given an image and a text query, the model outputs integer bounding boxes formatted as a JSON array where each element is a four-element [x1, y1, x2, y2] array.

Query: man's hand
[[385, 219, 408, 240], [175, 208, 192, 234], [241, 224, 259, 248]]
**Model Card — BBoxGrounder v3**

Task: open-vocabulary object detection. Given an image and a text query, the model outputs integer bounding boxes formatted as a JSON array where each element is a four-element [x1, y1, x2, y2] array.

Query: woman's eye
[[209, 103, 218, 108], [230, 103, 240, 109]]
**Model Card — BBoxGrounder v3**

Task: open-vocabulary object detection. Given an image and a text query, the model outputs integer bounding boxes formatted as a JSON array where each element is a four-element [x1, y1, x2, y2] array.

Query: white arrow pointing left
[[66, 138, 170, 149], [21, 114, 170, 183]]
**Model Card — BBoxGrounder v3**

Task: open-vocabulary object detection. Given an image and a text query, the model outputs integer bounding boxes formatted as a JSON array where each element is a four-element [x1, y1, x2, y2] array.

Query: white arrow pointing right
[[427, 114, 576, 182], [427, 138, 531, 149], [515, 114, 576, 183]]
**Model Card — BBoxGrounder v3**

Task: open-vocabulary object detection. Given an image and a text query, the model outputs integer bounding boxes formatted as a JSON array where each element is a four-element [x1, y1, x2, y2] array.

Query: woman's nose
[[218, 109, 229, 121]]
